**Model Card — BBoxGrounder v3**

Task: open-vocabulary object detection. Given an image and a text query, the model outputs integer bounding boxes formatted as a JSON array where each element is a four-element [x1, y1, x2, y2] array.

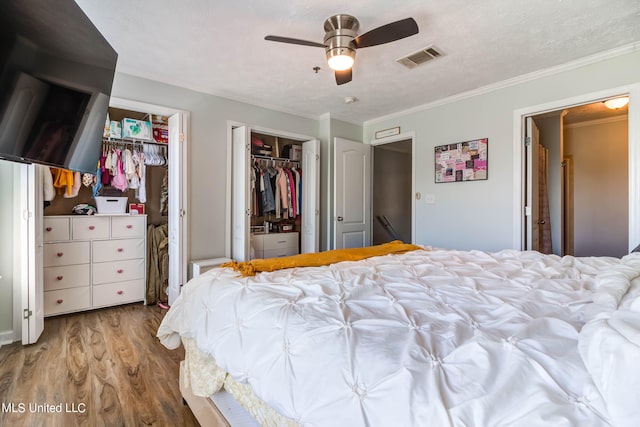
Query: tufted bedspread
[[158, 248, 640, 426]]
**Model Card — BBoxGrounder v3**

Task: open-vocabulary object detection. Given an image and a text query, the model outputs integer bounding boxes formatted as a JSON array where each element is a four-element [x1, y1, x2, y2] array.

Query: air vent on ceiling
[[396, 45, 443, 69]]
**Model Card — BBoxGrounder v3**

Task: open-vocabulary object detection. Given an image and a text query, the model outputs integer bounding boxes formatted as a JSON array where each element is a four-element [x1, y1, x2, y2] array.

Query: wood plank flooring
[[0, 304, 199, 427]]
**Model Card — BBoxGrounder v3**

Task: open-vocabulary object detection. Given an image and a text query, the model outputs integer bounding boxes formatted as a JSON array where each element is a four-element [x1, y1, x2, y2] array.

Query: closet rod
[[102, 137, 168, 147], [253, 154, 299, 164]]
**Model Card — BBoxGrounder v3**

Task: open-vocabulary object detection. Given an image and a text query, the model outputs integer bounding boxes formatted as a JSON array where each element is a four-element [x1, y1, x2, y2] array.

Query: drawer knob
[[117, 248, 124, 252], [117, 269, 124, 274], [117, 290, 124, 295], [89, 225, 95, 230], [46, 227, 52, 232], [56, 276, 63, 281], [56, 299, 63, 304], [57, 252, 64, 257], [126, 225, 133, 229]]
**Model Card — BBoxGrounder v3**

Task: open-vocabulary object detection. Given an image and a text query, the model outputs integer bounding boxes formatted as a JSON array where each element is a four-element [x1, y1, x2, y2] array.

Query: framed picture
[[435, 138, 488, 183]]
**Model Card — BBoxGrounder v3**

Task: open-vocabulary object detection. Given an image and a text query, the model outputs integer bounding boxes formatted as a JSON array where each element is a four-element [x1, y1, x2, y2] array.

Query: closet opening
[[230, 125, 319, 262], [250, 132, 305, 259]]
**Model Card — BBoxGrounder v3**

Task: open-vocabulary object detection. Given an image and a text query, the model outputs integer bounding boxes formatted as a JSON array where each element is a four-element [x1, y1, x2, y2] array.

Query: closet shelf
[[102, 137, 167, 146]]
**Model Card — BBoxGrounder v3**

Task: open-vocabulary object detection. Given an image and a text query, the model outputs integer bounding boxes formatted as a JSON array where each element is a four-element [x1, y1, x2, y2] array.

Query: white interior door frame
[[225, 121, 317, 258], [513, 84, 640, 251], [109, 97, 189, 304], [368, 131, 416, 244], [17, 163, 44, 344]]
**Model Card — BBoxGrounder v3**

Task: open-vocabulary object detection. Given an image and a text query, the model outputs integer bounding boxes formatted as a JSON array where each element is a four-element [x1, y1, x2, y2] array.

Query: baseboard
[[0, 330, 18, 348]]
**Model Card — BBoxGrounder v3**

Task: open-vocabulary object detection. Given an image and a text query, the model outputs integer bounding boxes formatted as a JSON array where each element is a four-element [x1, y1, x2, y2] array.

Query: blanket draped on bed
[[221, 239, 423, 276], [158, 249, 640, 426]]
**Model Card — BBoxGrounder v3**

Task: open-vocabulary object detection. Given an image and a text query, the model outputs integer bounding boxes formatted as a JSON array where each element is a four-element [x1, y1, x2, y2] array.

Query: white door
[[334, 137, 371, 249], [231, 126, 251, 261], [167, 113, 187, 305], [525, 117, 540, 251], [301, 139, 320, 253], [21, 164, 43, 344]]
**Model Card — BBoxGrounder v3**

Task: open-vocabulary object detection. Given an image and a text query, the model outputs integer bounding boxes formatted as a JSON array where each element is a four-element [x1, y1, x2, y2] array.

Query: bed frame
[[180, 362, 230, 427]]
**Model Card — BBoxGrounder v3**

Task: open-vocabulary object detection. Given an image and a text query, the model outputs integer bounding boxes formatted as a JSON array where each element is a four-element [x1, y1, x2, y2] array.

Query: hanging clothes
[[146, 223, 169, 305], [51, 168, 74, 197], [41, 165, 55, 202], [63, 171, 82, 198], [135, 150, 147, 203], [93, 159, 102, 198], [285, 167, 296, 218], [111, 149, 128, 192], [160, 167, 168, 216]]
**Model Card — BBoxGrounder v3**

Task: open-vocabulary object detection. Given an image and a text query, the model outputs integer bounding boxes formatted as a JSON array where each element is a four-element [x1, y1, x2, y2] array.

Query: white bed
[[158, 247, 640, 426]]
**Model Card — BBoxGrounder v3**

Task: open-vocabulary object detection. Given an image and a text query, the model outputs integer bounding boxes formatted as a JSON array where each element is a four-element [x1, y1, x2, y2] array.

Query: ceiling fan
[[265, 14, 419, 85]]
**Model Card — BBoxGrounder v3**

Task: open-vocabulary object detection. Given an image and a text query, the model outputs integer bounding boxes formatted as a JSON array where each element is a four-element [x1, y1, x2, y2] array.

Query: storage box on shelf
[[43, 214, 147, 316]]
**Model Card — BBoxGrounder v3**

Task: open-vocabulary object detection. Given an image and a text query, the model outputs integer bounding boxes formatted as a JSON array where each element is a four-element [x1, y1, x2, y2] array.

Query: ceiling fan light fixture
[[603, 96, 629, 109], [327, 50, 355, 71]]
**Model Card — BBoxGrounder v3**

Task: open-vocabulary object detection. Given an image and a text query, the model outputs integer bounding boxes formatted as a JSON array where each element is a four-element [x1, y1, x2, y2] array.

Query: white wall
[[363, 49, 640, 251], [564, 118, 628, 257], [111, 74, 320, 260], [318, 114, 363, 250]]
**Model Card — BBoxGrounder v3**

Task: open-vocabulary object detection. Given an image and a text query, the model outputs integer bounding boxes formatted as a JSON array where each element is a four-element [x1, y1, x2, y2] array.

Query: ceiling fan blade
[[353, 18, 419, 48], [335, 68, 352, 85], [264, 35, 326, 48]]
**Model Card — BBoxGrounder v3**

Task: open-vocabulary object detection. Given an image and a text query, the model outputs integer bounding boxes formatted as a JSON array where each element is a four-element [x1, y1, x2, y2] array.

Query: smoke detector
[[396, 45, 443, 69]]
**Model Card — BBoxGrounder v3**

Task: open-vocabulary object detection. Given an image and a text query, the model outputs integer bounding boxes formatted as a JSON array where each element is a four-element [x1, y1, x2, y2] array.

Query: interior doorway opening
[[372, 139, 413, 245], [524, 98, 629, 257]]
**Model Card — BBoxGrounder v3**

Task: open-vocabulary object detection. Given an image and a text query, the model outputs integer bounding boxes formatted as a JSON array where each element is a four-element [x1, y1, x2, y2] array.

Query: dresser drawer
[[43, 217, 70, 242], [44, 287, 90, 316], [263, 232, 298, 250], [92, 258, 145, 284], [72, 216, 110, 240], [43, 241, 90, 267], [44, 264, 90, 291], [111, 216, 146, 238], [92, 280, 145, 308], [263, 247, 299, 259], [92, 239, 145, 263]]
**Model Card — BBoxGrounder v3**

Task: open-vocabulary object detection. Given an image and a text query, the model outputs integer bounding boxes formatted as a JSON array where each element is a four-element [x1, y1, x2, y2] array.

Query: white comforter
[[158, 249, 640, 426]]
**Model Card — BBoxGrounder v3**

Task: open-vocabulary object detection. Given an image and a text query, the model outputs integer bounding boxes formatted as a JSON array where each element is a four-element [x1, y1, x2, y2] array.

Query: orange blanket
[[221, 240, 424, 277]]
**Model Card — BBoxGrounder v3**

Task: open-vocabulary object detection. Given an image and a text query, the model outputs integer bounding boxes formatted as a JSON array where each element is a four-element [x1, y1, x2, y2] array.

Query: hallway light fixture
[[603, 96, 629, 110]]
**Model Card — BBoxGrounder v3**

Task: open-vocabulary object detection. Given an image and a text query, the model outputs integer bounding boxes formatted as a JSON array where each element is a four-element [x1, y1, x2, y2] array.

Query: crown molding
[[364, 42, 640, 127]]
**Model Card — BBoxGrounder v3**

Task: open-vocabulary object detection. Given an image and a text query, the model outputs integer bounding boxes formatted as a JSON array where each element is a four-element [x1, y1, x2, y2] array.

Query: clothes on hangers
[[252, 157, 302, 220], [41, 165, 55, 202], [99, 140, 158, 201], [51, 168, 75, 197]]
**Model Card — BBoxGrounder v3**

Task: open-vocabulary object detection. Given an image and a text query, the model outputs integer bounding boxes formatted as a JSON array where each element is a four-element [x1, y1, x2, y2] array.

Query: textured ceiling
[[75, 0, 640, 124]]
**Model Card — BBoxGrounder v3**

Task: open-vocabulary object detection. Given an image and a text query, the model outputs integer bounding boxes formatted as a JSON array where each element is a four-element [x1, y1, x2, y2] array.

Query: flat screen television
[[0, 0, 117, 173]]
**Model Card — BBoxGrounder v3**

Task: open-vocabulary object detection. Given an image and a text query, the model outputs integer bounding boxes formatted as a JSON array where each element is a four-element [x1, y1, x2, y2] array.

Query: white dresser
[[43, 214, 146, 316], [250, 232, 299, 260]]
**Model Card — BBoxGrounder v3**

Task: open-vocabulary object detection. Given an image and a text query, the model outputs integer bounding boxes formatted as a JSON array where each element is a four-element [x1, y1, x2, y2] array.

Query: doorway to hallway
[[524, 99, 629, 257]]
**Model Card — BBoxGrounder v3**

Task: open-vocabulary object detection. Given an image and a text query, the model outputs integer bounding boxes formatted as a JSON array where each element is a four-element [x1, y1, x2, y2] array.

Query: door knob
[[337, 216, 344, 221], [538, 219, 546, 224]]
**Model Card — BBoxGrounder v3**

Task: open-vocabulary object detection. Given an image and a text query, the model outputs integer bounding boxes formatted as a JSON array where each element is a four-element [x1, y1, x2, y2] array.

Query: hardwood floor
[[0, 304, 199, 427]]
